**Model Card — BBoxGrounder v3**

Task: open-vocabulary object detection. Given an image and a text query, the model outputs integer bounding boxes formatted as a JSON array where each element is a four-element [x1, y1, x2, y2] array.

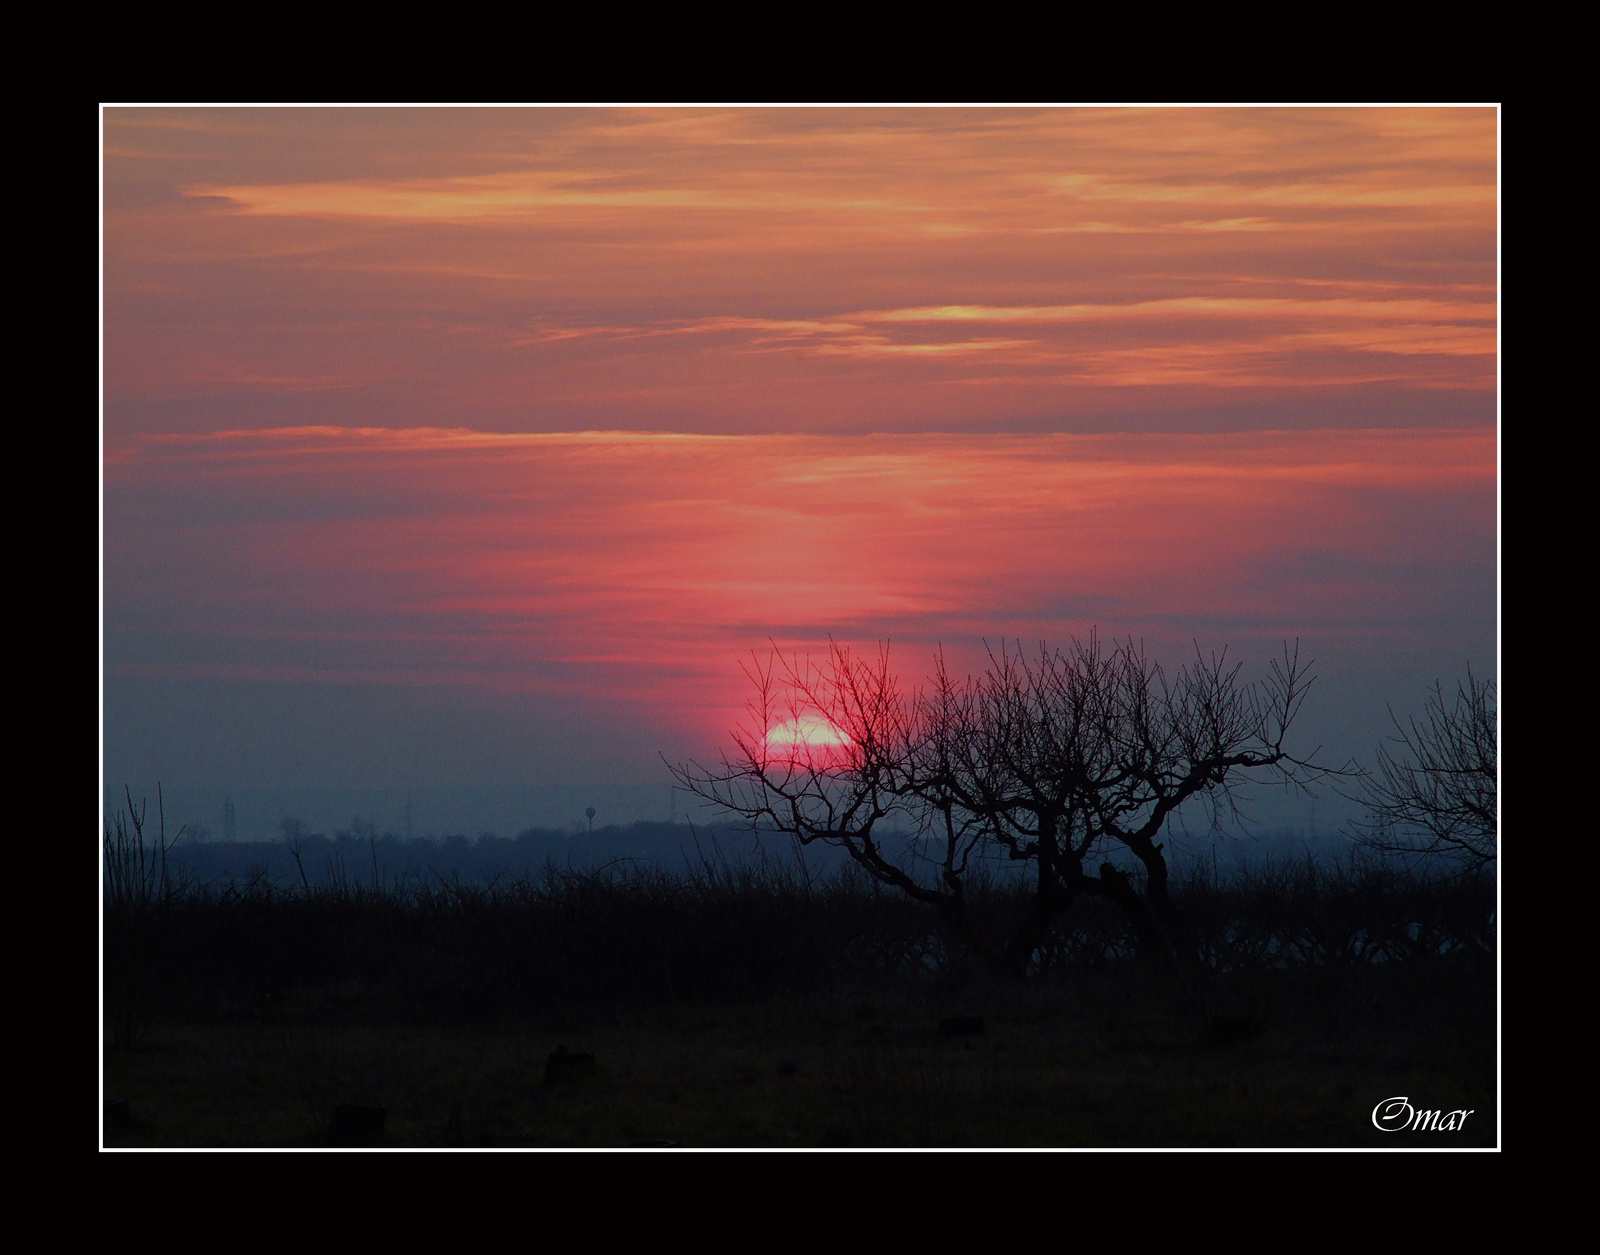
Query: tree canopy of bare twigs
[[1352, 670, 1497, 867], [672, 633, 1328, 976]]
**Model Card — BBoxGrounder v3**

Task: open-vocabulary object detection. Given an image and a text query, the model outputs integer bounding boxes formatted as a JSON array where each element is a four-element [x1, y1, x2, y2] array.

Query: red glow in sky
[[101, 108, 1497, 801]]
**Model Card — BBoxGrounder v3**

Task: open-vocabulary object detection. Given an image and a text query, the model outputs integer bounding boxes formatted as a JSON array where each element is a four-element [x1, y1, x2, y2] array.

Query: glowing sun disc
[[766, 716, 854, 748]]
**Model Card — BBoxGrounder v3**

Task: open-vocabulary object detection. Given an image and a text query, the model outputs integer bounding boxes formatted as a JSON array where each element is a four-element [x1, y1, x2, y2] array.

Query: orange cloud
[[103, 107, 1497, 437]]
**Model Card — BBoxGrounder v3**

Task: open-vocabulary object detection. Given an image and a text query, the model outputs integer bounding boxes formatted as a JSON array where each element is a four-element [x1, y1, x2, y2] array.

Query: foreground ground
[[103, 962, 1494, 1149]]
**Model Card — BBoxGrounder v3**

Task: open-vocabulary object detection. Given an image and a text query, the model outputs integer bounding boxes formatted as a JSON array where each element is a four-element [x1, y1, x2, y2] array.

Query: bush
[[103, 846, 1494, 1029]]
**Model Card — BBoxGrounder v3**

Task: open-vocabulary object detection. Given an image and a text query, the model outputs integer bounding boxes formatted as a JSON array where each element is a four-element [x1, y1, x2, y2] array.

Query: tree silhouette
[[1353, 670, 1497, 867], [674, 633, 1324, 975]]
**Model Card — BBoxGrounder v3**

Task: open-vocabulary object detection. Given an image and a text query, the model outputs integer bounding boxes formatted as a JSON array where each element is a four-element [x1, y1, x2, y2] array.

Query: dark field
[[102, 855, 1496, 1148]]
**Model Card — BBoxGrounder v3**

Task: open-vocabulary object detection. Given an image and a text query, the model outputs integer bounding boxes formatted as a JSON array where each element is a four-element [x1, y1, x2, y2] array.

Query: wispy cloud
[[107, 425, 1496, 735], [107, 107, 1496, 435], [508, 293, 1494, 387]]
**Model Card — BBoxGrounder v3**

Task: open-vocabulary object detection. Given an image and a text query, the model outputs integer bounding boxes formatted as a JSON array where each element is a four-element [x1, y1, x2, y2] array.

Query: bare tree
[[673, 634, 1325, 976], [673, 642, 958, 920], [1353, 670, 1497, 867]]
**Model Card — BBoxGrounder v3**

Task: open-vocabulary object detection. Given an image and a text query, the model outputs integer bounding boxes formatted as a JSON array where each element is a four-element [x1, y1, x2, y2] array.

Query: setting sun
[[765, 716, 855, 750]]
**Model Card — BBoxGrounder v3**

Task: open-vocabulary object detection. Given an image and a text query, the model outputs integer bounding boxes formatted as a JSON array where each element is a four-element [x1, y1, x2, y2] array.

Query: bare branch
[[1351, 669, 1496, 866]]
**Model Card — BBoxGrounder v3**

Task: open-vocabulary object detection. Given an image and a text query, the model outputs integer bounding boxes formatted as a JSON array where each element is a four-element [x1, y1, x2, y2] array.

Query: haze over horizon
[[102, 108, 1497, 840]]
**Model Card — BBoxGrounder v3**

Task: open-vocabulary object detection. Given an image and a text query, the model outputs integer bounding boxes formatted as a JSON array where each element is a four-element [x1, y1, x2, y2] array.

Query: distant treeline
[[167, 822, 853, 888], [160, 821, 1364, 890]]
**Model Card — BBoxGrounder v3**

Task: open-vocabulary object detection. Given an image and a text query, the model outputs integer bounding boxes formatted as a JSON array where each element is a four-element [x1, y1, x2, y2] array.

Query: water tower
[[585, 806, 596, 831]]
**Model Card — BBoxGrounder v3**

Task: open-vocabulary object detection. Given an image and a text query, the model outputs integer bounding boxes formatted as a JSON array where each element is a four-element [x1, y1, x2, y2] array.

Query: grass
[[103, 959, 1494, 1148], [102, 843, 1495, 1147]]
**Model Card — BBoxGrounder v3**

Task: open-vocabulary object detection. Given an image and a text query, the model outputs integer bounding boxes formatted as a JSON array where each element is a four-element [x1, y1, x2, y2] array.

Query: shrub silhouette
[[1350, 671, 1496, 867]]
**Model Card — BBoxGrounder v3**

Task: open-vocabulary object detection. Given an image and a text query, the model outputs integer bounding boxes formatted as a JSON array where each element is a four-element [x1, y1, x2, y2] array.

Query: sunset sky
[[101, 108, 1497, 837]]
